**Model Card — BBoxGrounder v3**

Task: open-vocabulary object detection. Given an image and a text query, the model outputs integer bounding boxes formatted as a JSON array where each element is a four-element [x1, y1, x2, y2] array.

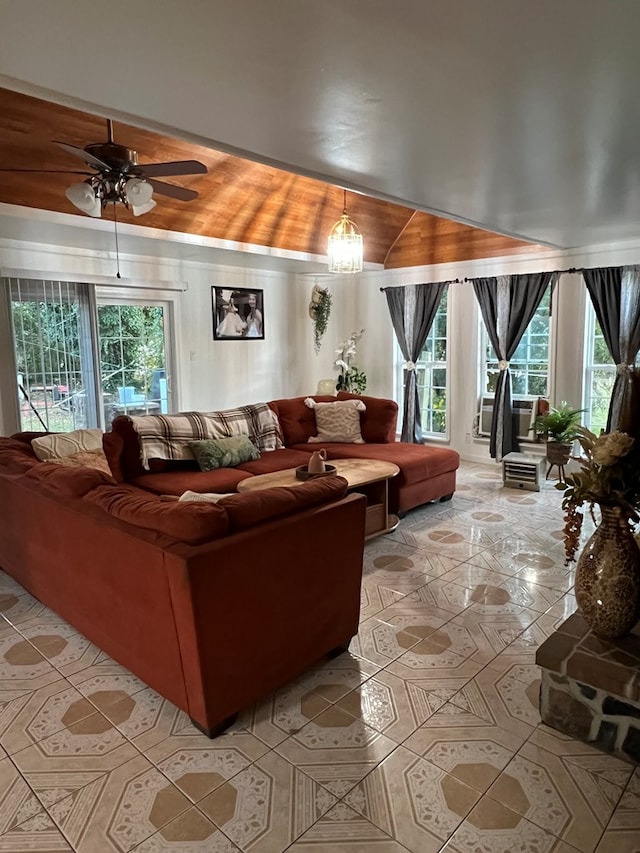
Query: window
[[415, 289, 448, 436], [482, 286, 551, 397], [10, 278, 98, 432], [97, 301, 171, 423], [8, 277, 174, 432], [582, 303, 638, 433]]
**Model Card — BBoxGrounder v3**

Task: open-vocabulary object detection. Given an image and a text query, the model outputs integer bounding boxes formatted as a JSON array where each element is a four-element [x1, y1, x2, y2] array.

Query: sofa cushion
[[31, 428, 104, 461], [148, 458, 199, 474], [124, 403, 283, 471], [85, 484, 230, 545], [102, 431, 125, 482], [109, 417, 147, 480], [49, 448, 113, 475], [0, 437, 39, 472], [188, 435, 260, 471], [201, 404, 284, 452], [336, 393, 398, 443], [25, 461, 115, 497], [270, 394, 398, 446], [131, 467, 253, 497], [236, 448, 313, 475], [10, 431, 50, 445], [305, 397, 366, 443], [267, 396, 340, 446], [221, 476, 349, 532]]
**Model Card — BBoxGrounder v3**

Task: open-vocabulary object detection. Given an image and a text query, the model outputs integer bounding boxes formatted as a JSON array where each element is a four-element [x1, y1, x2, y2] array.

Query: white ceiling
[[1, 0, 640, 252]]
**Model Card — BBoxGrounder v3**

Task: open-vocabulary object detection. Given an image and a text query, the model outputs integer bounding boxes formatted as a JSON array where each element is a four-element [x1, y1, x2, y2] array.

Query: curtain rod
[[379, 265, 625, 292], [463, 266, 586, 282], [380, 278, 462, 292]]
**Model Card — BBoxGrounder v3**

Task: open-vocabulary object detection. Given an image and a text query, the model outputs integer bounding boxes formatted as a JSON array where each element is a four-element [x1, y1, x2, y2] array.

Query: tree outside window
[[483, 287, 551, 397], [415, 290, 448, 436]]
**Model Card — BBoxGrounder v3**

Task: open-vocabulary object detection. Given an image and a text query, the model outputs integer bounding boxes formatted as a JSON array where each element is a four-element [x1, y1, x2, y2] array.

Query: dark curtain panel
[[583, 266, 640, 432], [385, 282, 448, 442], [473, 272, 558, 461]]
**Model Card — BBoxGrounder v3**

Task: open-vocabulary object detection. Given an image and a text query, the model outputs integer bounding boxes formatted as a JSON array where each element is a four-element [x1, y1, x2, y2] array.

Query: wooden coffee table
[[237, 458, 400, 539]]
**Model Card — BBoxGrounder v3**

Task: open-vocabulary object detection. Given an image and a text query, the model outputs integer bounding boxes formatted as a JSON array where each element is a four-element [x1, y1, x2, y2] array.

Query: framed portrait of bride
[[212, 287, 265, 340]]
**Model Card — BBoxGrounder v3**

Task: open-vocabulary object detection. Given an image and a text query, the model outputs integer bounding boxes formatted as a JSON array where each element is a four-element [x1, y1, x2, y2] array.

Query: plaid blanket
[[130, 403, 283, 469]]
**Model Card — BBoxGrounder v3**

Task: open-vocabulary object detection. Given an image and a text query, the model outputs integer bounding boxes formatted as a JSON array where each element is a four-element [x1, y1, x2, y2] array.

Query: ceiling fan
[[0, 119, 207, 217]]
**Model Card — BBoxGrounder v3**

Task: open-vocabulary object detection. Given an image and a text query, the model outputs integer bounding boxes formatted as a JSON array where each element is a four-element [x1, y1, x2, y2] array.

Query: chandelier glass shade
[[65, 175, 156, 218], [327, 191, 363, 273]]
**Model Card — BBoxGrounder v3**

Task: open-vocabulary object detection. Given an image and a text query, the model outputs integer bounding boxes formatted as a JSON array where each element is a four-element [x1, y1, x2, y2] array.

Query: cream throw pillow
[[305, 397, 366, 443], [49, 448, 112, 475], [31, 428, 104, 461]]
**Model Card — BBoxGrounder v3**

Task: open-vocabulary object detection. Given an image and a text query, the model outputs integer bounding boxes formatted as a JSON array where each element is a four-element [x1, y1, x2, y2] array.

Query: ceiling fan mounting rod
[[84, 142, 139, 173]]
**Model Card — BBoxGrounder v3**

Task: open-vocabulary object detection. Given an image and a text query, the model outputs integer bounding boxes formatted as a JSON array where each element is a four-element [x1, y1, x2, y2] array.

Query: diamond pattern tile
[[0, 462, 602, 852]]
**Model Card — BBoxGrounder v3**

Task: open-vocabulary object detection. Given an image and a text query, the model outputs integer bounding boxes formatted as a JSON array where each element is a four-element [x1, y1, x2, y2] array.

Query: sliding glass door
[[8, 278, 173, 432], [97, 301, 171, 424]]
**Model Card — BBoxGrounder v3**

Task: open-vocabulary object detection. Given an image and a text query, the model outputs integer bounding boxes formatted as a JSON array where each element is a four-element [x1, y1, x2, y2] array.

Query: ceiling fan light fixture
[[131, 198, 157, 217], [124, 177, 153, 206], [65, 181, 101, 217], [327, 190, 363, 274]]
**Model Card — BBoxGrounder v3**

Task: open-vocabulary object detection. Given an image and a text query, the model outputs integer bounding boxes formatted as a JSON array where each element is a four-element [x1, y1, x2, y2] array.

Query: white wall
[[0, 237, 354, 435], [3, 225, 640, 463]]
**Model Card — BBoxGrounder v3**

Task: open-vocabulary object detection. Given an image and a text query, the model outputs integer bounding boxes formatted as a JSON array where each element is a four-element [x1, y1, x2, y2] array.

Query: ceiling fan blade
[[0, 168, 93, 174], [139, 160, 207, 178], [148, 179, 199, 201], [52, 141, 112, 170]]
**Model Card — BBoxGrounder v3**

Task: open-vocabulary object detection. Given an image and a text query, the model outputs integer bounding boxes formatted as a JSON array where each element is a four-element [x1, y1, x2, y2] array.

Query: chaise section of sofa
[[0, 435, 367, 737], [270, 393, 460, 514]]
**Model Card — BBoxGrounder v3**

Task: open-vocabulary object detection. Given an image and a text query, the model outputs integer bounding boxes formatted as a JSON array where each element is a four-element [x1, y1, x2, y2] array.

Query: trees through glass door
[[8, 278, 172, 432]]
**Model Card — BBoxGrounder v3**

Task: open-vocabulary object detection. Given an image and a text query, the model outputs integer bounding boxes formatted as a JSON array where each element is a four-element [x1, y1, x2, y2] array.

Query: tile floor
[[0, 461, 638, 852]]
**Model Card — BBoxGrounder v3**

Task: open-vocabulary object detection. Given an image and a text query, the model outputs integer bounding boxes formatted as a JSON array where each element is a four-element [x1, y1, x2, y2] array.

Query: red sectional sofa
[[107, 393, 460, 514], [0, 435, 367, 737]]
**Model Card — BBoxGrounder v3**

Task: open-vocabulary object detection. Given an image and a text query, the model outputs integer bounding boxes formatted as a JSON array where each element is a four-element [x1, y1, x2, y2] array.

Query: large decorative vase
[[575, 507, 640, 639]]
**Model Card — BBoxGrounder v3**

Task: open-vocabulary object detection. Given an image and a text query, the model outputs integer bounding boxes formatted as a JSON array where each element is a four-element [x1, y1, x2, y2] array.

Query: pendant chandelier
[[327, 189, 363, 273]]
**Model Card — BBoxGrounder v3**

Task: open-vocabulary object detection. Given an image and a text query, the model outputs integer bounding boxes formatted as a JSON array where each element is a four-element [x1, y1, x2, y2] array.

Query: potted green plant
[[532, 401, 585, 467], [309, 285, 332, 353]]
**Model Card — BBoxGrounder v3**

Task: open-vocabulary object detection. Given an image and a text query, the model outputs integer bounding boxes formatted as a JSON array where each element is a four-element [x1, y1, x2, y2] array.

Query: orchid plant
[[334, 329, 367, 394]]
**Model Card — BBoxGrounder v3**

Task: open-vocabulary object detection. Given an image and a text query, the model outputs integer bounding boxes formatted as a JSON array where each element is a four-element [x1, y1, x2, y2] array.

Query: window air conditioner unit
[[478, 394, 539, 442]]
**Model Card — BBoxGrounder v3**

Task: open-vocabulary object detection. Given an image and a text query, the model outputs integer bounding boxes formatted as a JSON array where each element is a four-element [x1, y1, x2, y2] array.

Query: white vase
[[316, 379, 336, 395]]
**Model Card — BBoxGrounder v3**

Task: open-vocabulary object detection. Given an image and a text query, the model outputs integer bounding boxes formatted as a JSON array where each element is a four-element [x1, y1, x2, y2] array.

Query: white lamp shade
[[65, 182, 101, 217], [327, 213, 363, 273], [131, 199, 157, 217], [125, 178, 153, 205]]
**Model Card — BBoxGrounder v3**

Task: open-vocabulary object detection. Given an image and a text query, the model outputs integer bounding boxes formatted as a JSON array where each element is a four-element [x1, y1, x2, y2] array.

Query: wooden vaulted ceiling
[[0, 88, 544, 269]]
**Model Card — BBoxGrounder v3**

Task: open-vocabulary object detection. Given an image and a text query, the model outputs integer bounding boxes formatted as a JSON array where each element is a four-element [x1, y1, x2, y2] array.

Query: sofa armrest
[[163, 492, 367, 732]]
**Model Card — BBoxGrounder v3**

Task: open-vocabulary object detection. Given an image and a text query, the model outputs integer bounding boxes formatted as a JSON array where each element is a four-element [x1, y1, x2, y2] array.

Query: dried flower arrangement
[[558, 427, 640, 562]]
